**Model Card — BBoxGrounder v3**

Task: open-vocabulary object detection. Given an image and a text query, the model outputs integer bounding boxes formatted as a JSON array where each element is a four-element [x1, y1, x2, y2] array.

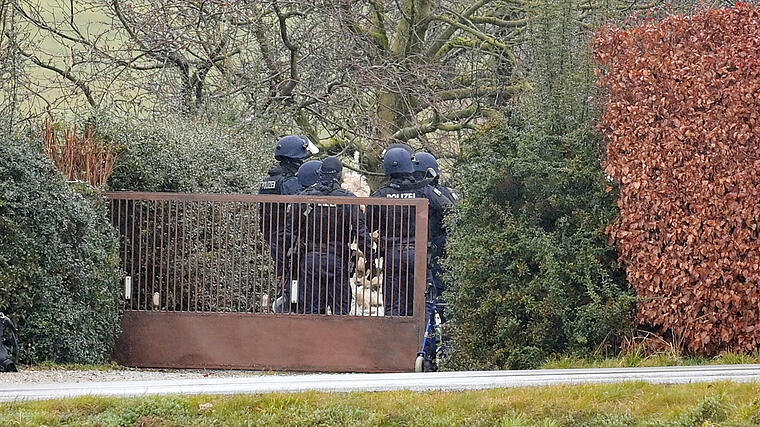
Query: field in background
[[18, 0, 137, 116], [1, 382, 759, 426]]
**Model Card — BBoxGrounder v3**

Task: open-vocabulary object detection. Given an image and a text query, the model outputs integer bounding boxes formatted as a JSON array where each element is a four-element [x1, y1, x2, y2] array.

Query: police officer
[[371, 148, 450, 316], [297, 159, 323, 191], [259, 135, 317, 312], [272, 159, 323, 312], [413, 152, 457, 299], [287, 156, 369, 314], [412, 152, 458, 203]]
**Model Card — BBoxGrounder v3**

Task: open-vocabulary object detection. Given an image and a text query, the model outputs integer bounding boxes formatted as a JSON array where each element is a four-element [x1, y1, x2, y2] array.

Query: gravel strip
[[0, 368, 294, 384]]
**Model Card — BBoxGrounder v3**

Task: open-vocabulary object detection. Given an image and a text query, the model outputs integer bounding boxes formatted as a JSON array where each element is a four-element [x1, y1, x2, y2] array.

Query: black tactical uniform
[[371, 169, 450, 316], [259, 136, 312, 310], [286, 157, 369, 314]]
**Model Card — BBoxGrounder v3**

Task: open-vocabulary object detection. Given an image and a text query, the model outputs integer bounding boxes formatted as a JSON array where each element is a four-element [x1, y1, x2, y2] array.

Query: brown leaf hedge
[[595, 3, 760, 354]]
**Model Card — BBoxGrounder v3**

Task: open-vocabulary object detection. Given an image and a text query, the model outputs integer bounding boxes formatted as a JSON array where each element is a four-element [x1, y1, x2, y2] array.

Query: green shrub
[[100, 113, 271, 193], [442, 1, 634, 370], [0, 136, 122, 364], [443, 123, 632, 370]]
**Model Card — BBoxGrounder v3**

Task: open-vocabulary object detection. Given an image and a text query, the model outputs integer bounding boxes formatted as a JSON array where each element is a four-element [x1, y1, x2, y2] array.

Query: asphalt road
[[2, 365, 760, 402]]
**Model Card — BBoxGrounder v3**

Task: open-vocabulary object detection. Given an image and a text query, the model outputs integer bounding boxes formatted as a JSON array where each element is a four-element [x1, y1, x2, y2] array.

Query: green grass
[[541, 352, 760, 370], [1, 382, 760, 426]]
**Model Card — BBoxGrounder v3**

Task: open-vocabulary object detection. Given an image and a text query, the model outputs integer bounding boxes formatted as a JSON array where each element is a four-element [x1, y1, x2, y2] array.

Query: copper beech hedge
[[595, 3, 760, 354]]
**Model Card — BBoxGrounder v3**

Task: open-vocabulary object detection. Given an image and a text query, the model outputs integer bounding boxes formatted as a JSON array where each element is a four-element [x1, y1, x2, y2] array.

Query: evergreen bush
[[443, 1, 635, 369], [0, 136, 122, 363], [101, 113, 271, 193]]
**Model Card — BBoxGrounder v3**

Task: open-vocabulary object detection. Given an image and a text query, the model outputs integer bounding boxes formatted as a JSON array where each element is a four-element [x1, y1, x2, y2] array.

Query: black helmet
[[297, 160, 322, 188], [318, 156, 343, 181], [413, 152, 439, 179], [381, 143, 413, 159], [383, 147, 414, 175], [275, 135, 316, 160]]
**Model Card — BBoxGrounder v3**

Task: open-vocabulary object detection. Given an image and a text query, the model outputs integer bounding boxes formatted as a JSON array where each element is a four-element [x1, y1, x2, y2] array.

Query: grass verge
[[1, 382, 760, 426], [541, 352, 760, 370]]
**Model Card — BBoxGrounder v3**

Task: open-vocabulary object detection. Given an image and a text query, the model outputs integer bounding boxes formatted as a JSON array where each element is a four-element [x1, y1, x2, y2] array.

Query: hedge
[[0, 136, 122, 364], [596, 3, 760, 354]]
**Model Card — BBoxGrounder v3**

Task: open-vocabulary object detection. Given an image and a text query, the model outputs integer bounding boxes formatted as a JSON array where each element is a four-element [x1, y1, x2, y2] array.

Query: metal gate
[[106, 192, 428, 372]]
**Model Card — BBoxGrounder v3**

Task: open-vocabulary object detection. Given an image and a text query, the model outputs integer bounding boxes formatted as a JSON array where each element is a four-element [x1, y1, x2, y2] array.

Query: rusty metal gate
[[106, 192, 428, 372]]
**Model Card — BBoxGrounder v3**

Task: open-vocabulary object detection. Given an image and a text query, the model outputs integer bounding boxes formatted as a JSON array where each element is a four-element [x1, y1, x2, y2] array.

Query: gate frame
[[106, 192, 428, 372]]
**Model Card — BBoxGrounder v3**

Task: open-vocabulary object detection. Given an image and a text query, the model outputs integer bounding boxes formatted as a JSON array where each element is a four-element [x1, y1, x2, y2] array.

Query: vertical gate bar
[[389, 204, 397, 317], [136, 201, 141, 311], [302, 202, 311, 315], [354, 202, 360, 316], [160, 200, 167, 311], [285, 203, 294, 315], [190, 202, 198, 311], [270, 202, 277, 312], [306, 202, 313, 314], [294, 202, 302, 315], [270, 202, 276, 312], [172, 200, 180, 311], [340, 200, 347, 316], [279, 201, 287, 313], [190, 202, 197, 311], [150, 200, 158, 311], [399, 203, 407, 316], [245, 203, 258, 311], [140, 201, 148, 311], [247, 203, 253, 312], [413, 200, 428, 327], [199, 202, 208, 312], [317, 203, 324, 314], [334, 202, 340, 315], [140, 202, 147, 311], [315, 203, 323, 314], [267, 202, 274, 313], [159, 201, 166, 311], [223, 203, 232, 311], [323, 203, 331, 314], [219, 202, 227, 311], [262, 201, 269, 314], [331, 202, 338, 315], [234, 203, 243, 312], [382, 204, 390, 317], [180, 201, 187, 312], [368, 203, 375, 317], [129, 200, 137, 310], [405, 205, 412, 316], [208, 202, 215, 312], [299, 201, 305, 314], [227, 203, 234, 311], [257, 202, 264, 314], [118, 199, 127, 309], [211, 202, 219, 312], [219, 203, 227, 311], [361, 201, 367, 317]]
